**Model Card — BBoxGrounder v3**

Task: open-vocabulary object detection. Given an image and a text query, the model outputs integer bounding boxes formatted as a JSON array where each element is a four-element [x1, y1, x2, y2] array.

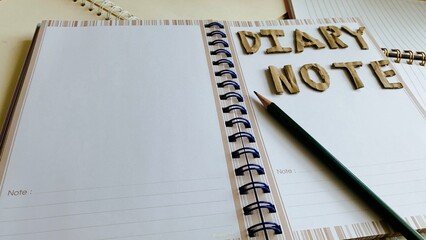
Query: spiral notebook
[[1, 18, 426, 240]]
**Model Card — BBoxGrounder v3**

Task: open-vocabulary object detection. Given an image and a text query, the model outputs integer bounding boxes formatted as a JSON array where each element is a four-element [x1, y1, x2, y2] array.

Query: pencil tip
[[254, 91, 271, 107]]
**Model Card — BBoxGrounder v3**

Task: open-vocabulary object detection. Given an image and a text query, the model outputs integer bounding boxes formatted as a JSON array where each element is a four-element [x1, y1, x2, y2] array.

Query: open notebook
[[285, 0, 426, 111], [1, 18, 426, 239]]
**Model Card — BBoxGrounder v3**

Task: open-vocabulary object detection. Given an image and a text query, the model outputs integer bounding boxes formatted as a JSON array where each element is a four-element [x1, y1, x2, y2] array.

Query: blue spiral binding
[[228, 132, 254, 142], [219, 92, 243, 102], [204, 22, 224, 29], [208, 39, 229, 47], [243, 201, 276, 215], [222, 104, 247, 114], [215, 69, 237, 78], [210, 49, 232, 57], [247, 222, 283, 237], [213, 59, 235, 67], [235, 163, 265, 176], [205, 21, 281, 239], [232, 147, 260, 158], [239, 181, 270, 194], [225, 117, 251, 128], [217, 80, 240, 90], [207, 30, 227, 38]]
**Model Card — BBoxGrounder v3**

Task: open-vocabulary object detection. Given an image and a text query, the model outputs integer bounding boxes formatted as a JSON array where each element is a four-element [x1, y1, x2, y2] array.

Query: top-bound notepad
[[1, 19, 426, 239]]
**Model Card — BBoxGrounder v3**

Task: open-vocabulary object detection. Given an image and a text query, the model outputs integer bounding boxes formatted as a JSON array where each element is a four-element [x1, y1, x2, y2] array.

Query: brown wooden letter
[[319, 26, 348, 49], [269, 65, 300, 94], [295, 29, 326, 53], [341, 26, 369, 50], [260, 29, 292, 54], [300, 63, 330, 91], [237, 31, 261, 54], [369, 60, 403, 89], [332, 61, 364, 89]]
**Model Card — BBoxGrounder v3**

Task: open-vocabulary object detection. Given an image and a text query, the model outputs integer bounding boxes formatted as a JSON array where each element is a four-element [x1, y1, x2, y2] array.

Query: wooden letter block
[[269, 65, 300, 94], [369, 60, 403, 89], [260, 29, 292, 54], [341, 26, 369, 50], [237, 31, 261, 54], [300, 63, 330, 91], [332, 61, 364, 89], [319, 26, 348, 49], [295, 29, 326, 53]]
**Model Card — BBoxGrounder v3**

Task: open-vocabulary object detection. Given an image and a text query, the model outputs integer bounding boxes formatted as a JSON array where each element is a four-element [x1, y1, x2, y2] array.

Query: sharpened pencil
[[254, 91, 424, 240]]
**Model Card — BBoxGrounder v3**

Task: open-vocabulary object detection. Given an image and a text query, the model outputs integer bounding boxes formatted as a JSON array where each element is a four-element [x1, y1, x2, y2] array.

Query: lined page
[[394, 63, 426, 111], [290, 0, 426, 50], [0, 21, 241, 240], [229, 19, 426, 238]]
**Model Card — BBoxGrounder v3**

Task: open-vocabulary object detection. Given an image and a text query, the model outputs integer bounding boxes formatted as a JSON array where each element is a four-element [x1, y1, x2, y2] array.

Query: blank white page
[[0, 21, 241, 240]]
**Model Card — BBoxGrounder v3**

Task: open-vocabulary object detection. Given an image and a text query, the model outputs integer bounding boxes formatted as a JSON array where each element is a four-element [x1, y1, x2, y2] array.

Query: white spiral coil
[[74, 0, 139, 20]]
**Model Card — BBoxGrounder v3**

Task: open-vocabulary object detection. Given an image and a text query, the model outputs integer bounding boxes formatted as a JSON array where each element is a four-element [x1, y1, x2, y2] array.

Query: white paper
[[0, 23, 241, 240]]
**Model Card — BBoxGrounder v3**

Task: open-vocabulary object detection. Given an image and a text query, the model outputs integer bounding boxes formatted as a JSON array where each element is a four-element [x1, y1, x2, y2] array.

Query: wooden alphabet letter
[[260, 29, 292, 54], [269, 65, 300, 94], [295, 29, 326, 53], [319, 26, 348, 49], [237, 31, 261, 54], [332, 61, 364, 89], [341, 26, 369, 50], [369, 60, 403, 89], [300, 64, 330, 91]]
